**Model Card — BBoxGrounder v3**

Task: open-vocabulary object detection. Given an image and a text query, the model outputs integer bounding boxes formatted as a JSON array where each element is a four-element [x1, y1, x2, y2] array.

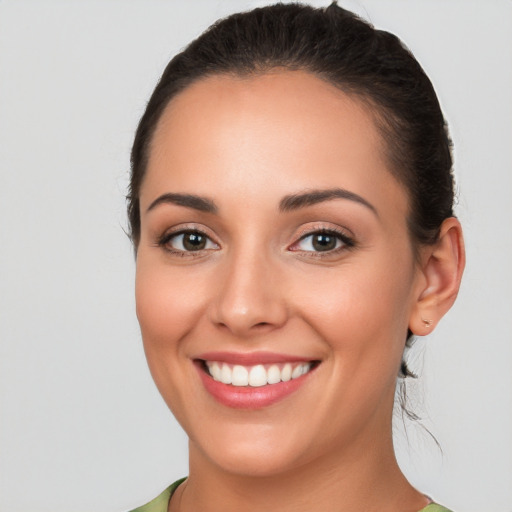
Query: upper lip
[[194, 351, 317, 366]]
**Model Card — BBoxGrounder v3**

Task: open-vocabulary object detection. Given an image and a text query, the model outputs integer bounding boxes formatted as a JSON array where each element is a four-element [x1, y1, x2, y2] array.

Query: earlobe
[[409, 217, 465, 335]]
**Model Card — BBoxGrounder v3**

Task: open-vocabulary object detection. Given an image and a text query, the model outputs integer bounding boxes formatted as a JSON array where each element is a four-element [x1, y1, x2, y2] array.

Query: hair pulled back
[[128, 2, 456, 385]]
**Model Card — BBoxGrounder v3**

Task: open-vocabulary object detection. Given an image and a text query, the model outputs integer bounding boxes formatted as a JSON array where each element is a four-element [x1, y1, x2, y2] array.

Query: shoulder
[[420, 504, 454, 512], [128, 478, 186, 512]]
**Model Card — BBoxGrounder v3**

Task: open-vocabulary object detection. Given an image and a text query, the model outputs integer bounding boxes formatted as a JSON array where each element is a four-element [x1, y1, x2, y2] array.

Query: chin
[[206, 449, 302, 478], [191, 425, 310, 478]]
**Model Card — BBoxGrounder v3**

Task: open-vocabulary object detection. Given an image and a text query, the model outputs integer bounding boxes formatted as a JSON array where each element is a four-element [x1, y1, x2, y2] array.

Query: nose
[[208, 249, 288, 338]]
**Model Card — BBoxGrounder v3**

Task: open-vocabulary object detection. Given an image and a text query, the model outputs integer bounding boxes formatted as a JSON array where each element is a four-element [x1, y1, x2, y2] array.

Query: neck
[[171, 427, 428, 512]]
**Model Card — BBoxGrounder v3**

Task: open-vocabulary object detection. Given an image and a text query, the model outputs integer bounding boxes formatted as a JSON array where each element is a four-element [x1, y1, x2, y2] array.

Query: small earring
[[422, 318, 432, 327]]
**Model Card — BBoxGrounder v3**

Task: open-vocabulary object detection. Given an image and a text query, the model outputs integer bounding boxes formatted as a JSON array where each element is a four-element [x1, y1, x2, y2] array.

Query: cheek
[[290, 257, 414, 370], [135, 259, 210, 368], [134, 258, 216, 427]]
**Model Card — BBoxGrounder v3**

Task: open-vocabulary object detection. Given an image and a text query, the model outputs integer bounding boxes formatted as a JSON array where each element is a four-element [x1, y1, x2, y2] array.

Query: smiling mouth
[[199, 360, 320, 387]]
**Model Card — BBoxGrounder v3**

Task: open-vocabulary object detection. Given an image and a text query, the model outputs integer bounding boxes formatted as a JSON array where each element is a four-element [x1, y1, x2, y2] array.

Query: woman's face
[[136, 71, 427, 476]]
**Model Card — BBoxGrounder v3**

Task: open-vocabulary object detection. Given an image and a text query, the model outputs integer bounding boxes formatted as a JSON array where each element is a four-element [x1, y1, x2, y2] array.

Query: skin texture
[[135, 71, 465, 512]]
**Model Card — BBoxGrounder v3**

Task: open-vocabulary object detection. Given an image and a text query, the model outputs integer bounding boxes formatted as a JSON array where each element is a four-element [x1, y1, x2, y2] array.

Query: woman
[[127, 3, 464, 511]]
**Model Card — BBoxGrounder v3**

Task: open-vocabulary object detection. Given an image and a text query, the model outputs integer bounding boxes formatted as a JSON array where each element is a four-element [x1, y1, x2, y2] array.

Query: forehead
[[151, 70, 384, 169], [143, 70, 408, 219]]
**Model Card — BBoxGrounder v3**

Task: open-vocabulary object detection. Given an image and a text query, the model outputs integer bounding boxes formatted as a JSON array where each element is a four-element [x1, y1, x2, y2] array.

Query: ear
[[409, 217, 465, 336]]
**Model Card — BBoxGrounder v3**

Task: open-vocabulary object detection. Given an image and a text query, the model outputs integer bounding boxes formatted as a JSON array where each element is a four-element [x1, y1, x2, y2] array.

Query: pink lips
[[194, 351, 318, 409], [197, 351, 310, 366]]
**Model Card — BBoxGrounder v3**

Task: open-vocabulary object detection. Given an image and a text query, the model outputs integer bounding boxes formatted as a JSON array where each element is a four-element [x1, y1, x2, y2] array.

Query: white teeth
[[220, 363, 232, 384], [281, 363, 292, 382], [206, 361, 313, 386], [291, 362, 311, 379], [248, 365, 267, 387], [232, 365, 249, 386], [267, 365, 281, 384], [209, 362, 221, 381], [291, 364, 303, 379]]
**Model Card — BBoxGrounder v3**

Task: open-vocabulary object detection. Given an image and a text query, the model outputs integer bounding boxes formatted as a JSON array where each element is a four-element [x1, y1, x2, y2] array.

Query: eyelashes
[[157, 226, 355, 259], [157, 229, 219, 257], [290, 228, 355, 254]]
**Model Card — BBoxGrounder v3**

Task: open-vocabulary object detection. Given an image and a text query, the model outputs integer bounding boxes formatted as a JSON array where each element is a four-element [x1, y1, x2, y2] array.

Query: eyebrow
[[279, 188, 378, 216], [146, 188, 377, 216], [146, 193, 218, 214]]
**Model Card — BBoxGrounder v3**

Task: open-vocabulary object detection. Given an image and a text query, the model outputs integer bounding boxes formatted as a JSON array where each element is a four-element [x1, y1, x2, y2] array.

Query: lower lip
[[196, 362, 316, 409]]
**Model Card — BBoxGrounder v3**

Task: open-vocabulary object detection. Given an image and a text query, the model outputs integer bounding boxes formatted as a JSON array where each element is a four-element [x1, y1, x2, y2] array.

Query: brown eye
[[294, 231, 344, 252], [163, 230, 218, 252], [311, 233, 337, 251], [182, 232, 207, 251]]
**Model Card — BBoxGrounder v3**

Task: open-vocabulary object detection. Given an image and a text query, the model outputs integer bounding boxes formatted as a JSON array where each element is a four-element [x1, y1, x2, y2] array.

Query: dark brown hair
[[128, 2, 455, 391]]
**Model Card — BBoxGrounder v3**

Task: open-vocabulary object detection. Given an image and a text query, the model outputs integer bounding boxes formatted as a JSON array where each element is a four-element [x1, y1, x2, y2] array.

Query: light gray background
[[1, 1, 511, 511]]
